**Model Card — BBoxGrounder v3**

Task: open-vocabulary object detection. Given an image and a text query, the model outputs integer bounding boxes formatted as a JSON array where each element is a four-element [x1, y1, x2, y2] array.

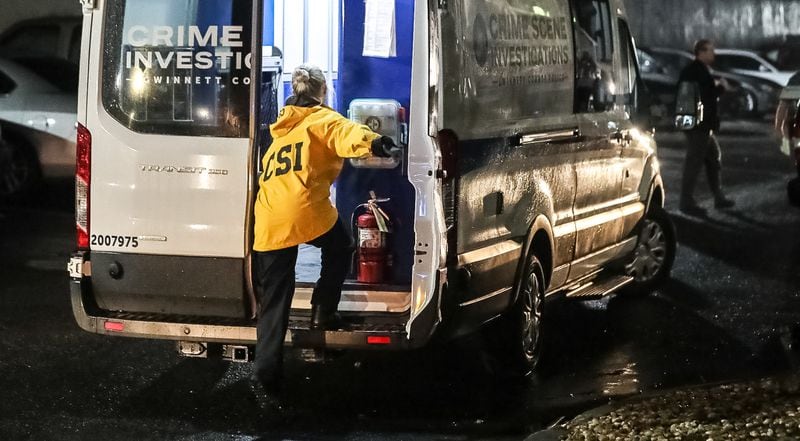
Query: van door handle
[[517, 128, 580, 146]]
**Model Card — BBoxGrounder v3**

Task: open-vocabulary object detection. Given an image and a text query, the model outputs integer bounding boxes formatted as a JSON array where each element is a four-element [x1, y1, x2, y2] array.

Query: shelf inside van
[[290, 286, 410, 313], [294, 245, 410, 313]]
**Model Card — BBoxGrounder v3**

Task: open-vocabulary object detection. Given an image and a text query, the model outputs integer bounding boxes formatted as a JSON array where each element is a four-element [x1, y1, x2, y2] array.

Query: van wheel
[[486, 254, 545, 378], [622, 205, 676, 294], [0, 137, 39, 200]]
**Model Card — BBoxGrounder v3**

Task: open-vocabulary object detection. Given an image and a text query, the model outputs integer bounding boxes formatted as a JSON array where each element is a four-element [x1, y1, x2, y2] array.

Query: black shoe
[[679, 203, 706, 217], [311, 305, 344, 330], [714, 197, 735, 209], [249, 378, 285, 413]]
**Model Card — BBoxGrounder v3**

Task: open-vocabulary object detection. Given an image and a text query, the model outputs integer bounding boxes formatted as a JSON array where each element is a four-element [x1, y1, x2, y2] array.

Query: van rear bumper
[[69, 261, 418, 350]]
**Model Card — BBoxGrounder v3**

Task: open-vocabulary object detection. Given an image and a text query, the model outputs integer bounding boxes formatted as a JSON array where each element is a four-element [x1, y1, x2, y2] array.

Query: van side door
[[614, 17, 649, 241], [438, 0, 578, 321], [569, 0, 626, 279]]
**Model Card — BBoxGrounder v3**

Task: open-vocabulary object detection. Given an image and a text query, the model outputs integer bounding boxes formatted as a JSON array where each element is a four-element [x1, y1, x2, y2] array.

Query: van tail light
[[367, 335, 391, 345], [76, 123, 91, 250], [104, 321, 125, 332]]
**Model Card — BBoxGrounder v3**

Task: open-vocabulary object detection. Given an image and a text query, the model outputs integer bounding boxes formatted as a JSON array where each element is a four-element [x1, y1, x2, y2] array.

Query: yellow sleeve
[[317, 111, 380, 158]]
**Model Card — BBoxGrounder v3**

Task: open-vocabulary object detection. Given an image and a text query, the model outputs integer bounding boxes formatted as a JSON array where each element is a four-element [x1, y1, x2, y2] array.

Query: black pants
[[681, 129, 724, 205], [251, 218, 354, 386]]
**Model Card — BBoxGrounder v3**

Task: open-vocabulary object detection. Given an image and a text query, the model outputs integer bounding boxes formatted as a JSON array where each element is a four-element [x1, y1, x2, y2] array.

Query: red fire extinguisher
[[354, 192, 391, 284]]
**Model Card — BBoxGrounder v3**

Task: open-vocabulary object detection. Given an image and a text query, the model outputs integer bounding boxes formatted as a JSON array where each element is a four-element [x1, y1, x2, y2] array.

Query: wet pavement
[[1, 121, 799, 440]]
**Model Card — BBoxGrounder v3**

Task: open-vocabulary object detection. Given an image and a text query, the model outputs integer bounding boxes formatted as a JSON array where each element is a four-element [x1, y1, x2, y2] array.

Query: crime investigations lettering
[[442, 0, 576, 138], [125, 25, 252, 87], [473, 4, 572, 88]]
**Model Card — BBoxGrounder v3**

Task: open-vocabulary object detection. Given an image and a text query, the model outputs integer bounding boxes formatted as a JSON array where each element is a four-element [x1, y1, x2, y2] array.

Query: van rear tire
[[485, 254, 545, 378]]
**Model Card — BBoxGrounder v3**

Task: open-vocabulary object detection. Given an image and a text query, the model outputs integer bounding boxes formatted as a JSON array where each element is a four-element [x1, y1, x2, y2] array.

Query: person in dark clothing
[[678, 39, 735, 216]]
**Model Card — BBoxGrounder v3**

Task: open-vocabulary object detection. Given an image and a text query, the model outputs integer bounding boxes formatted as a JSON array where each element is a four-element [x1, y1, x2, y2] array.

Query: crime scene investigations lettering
[[125, 26, 252, 86], [476, 12, 571, 86]]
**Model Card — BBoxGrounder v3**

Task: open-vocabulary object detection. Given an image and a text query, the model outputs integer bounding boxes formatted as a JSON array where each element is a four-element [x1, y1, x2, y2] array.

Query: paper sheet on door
[[363, 0, 396, 58]]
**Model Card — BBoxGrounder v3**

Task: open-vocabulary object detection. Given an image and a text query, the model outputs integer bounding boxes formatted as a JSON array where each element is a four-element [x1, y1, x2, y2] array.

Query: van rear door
[[84, 0, 256, 318]]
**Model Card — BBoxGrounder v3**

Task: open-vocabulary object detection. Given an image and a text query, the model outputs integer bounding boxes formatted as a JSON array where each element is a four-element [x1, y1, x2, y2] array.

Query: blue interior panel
[[262, 0, 274, 45], [336, 0, 414, 112], [335, 0, 416, 284]]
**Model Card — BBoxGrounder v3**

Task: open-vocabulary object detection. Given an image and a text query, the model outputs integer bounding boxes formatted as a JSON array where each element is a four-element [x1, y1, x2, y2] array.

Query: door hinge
[[79, 0, 96, 11]]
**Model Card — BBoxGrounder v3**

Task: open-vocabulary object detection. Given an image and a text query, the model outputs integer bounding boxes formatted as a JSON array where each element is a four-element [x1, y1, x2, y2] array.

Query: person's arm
[[714, 78, 728, 95], [316, 112, 379, 158], [318, 111, 401, 159]]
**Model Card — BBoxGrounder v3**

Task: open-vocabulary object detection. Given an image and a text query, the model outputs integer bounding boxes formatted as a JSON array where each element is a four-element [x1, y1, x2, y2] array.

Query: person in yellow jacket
[[251, 64, 399, 401]]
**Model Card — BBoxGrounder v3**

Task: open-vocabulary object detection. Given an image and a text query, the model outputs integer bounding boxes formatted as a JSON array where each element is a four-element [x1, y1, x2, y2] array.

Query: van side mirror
[[674, 81, 703, 130]]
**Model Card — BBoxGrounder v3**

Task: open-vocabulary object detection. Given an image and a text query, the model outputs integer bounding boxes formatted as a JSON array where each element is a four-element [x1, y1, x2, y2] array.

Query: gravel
[[561, 376, 800, 440]]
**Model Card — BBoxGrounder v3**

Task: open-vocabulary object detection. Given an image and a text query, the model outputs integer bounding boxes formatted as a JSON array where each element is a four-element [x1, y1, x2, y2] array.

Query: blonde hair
[[291, 64, 326, 101]]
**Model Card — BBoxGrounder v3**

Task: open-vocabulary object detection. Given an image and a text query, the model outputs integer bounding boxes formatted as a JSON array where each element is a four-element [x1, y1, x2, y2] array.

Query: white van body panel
[[406, 0, 446, 334], [90, 113, 249, 257], [84, 2, 249, 259]]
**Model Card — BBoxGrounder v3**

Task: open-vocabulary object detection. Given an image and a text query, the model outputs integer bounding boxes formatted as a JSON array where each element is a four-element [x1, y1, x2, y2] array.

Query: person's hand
[[371, 136, 403, 158]]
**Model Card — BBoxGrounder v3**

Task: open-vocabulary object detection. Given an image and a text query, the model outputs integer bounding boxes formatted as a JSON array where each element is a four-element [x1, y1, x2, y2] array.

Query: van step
[[564, 274, 634, 299]]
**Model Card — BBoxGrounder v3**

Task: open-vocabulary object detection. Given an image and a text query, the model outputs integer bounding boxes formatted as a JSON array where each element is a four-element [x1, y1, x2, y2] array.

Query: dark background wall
[[624, 0, 800, 50]]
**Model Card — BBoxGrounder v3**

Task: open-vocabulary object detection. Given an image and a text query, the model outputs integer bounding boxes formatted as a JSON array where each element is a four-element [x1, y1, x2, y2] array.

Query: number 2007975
[[91, 234, 139, 248]]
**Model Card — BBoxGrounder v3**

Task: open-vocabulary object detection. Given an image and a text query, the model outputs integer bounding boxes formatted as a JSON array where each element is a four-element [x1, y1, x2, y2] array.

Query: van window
[[101, 0, 253, 138], [440, 0, 575, 140], [572, 0, 614, 112], [616, 19, 637, 115]]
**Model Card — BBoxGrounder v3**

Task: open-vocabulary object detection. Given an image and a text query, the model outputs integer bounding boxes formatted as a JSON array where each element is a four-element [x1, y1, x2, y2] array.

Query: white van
[[69, 0, 675, 375]]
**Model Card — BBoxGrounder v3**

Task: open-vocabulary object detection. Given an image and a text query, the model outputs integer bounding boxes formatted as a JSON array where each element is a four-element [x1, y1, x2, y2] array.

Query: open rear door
[[84, 0, 262, 318]]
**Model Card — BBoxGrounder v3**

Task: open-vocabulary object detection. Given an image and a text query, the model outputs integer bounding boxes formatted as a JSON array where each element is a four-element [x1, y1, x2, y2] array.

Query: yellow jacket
[[253, 105, 379, 251]]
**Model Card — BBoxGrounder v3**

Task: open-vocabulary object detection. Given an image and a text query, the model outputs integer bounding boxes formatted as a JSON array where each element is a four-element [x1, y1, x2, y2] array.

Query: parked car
[[714, 70, 781, 118], [760, 35, 800, 72], [0, 16, 82, 64], [0, 57, 77, 199], [644, 47, 693, 73], [774, 72, 800, 206], [639, 47, 779, 121], [636, 49, 681, 127], [714, 49, 795, 87]]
